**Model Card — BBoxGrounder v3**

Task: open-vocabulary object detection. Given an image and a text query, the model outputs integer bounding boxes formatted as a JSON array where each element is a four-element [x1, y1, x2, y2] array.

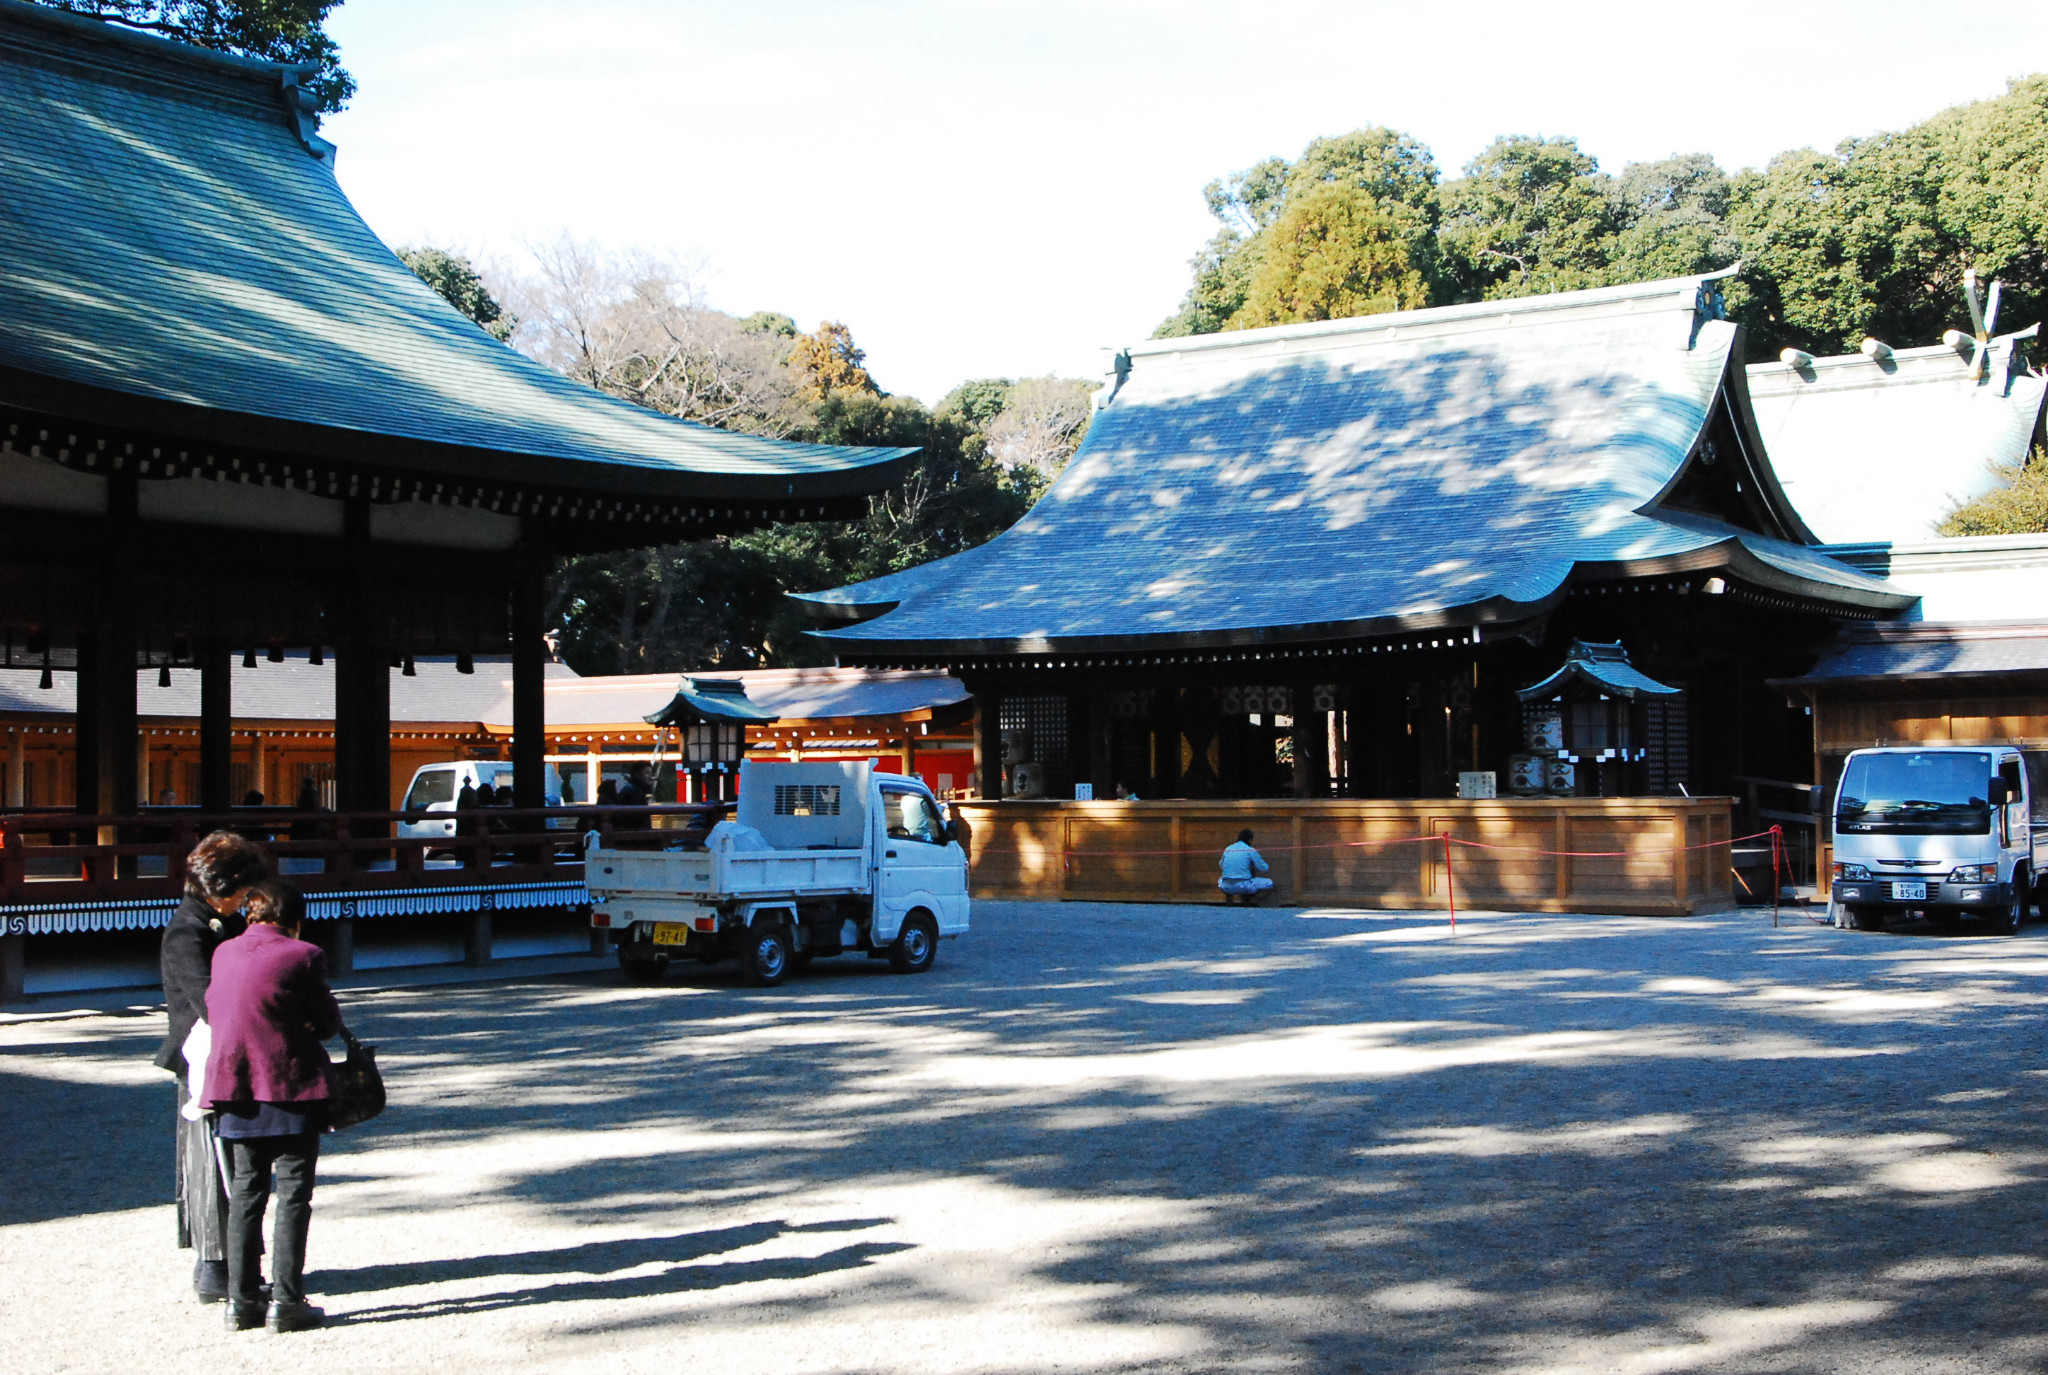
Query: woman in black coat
[[154, 831, 270, 1303]]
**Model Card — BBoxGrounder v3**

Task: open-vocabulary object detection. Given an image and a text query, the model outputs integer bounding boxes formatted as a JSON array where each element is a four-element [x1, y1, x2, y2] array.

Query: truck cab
[[1828, 745, 2043, 934], [586, 760, 970, 984]]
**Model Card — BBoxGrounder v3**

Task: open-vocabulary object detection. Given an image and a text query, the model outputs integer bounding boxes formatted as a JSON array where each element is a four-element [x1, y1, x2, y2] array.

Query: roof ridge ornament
[[1093, 349, 1132, 411], [278, 66, 335, 164], [1688, 263, 1737, 349]]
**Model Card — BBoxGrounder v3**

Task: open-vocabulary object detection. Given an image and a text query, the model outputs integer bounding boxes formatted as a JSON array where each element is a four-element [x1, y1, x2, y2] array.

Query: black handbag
[[327, 1028, 386, 1131]]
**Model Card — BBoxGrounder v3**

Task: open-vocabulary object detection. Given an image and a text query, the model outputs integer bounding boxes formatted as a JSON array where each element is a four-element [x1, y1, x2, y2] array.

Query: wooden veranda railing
[[0, 804, 724, 907]]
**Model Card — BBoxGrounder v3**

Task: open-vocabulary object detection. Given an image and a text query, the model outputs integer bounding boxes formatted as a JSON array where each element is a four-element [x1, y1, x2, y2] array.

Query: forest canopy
[[1155, 76, 2048, 364]]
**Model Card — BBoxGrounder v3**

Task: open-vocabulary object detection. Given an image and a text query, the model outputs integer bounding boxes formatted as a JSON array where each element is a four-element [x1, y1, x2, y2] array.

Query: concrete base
[[323, 918, 355, 977], [464, 912, 492, 967], [0, 933, 23, 1004]]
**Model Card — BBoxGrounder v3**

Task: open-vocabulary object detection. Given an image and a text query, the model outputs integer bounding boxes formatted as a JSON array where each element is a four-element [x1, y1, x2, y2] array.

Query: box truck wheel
[[1844, 904, 1884, 932], [618, 947, 669, 982], [1997, 870, 2028, 936], [743, 923, 792, 987], [890, 911, 938, 974]]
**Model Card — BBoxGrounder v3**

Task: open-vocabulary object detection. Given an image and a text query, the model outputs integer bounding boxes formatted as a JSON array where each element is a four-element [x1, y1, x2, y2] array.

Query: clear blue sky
[[322, 0, 2048, 404]]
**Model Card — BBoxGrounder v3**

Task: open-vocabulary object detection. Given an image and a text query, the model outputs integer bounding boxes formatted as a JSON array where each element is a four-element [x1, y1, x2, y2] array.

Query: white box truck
[[586, 759, 969, 984], [1828, 745, 2048, 934]]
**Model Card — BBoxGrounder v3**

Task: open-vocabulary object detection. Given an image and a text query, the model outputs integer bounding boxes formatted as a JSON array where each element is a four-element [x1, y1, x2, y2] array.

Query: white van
[[1829, 745, 2048, 934], [397, 761, 565, 842]]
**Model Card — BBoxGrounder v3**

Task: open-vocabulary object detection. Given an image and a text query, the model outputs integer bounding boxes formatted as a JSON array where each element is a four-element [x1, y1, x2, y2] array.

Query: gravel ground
[[4, 900, 2047, 1374]]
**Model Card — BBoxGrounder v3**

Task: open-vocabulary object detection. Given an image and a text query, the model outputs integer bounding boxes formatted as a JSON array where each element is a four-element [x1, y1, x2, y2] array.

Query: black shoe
[[267, 1300, 325, 1333], [223, 1299, 266, 1332], [194, 1260, 229, 1304]]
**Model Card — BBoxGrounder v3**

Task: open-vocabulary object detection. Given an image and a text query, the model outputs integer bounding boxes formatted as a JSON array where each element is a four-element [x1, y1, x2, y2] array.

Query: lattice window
[[1646, 694, 1689, 795], [999, 695, 1070, 797], [774, 783, 841, 817]]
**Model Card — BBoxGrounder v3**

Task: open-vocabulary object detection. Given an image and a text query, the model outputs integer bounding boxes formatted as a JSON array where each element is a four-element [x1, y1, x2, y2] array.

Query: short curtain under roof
[[0, 0, 912, 500], [801, 273, 1910, 655]]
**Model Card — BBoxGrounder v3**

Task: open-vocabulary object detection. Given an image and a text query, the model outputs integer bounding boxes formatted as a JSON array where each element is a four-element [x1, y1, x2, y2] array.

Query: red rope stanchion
[[1770, 823, 1784, 928], [1441, 831, 1456, 936]]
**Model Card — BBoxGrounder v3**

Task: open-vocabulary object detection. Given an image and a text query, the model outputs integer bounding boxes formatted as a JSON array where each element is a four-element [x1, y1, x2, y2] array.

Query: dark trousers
[[173, 1085, 228, 1261], [224, 1133, 320, 1304]]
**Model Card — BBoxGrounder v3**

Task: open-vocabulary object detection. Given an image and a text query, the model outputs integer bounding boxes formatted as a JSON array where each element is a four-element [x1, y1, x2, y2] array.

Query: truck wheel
[[743, 924, 792, 987], [1843, 904, 1883, 932], [618, 947, 669, 983], [889, 912, 938, 974], [1997, 872, 2028, 936]]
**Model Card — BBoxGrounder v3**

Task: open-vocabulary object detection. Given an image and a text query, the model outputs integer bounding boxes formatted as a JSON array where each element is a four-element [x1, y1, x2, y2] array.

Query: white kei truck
[[1828, 745, 2048, 934], [585, 760, 970, 985]]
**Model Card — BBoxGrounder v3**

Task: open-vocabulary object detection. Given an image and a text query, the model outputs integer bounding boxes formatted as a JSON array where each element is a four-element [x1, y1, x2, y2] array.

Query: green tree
[[1727, 76, 2048, 356], [740, 311, 798, 338], [36, 0, 354, 111], [1438, 135, 1619, 300], [1939, 452, 2048, 536], [398, 246, 515, 341], [1156, 130, 1440, 336], [1603, 153, 1741, 285], [1229, 179, 1435, 327]]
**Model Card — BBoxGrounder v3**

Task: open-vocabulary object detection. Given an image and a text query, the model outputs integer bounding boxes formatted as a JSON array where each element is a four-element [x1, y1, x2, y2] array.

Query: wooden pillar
[[199, 641, 232, 814], [335, 499, 391, 815], [974, 689, 1003, 799], [6, 730, 22, 808], [510, 558, 546, 811], [75, 623, 138, 819], [1087, 686, 1113, 799]]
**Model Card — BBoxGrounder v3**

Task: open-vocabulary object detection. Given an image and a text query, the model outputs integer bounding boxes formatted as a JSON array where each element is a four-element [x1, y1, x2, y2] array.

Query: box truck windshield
[[1836, 751, 1992, 835]]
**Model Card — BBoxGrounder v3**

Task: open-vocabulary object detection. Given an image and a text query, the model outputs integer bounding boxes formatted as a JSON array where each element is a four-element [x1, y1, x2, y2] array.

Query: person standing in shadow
[[205, 881, 343, 1334], [154, 831, 270, 1304]]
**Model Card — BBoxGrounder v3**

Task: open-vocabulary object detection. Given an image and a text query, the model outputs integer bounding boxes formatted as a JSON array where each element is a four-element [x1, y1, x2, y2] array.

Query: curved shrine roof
[[803, 274, 1910, 655], [0, 1, 911, 501]]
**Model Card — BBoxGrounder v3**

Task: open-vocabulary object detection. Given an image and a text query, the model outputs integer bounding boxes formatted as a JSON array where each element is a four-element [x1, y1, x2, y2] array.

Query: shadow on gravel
[[328, 1238, 913, 1326], [13, 902, 2048, 1370], [309, 1217, 895, 1296], [0, 1060, 169, 1225]]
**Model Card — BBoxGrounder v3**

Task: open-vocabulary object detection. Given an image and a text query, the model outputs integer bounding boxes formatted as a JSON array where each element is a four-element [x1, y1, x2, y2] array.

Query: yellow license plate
[[650, 922, 690, 947]]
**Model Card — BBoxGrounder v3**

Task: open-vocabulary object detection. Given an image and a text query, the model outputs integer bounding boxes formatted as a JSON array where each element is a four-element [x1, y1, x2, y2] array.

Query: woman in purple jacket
[[203, 881, 342, 1333]]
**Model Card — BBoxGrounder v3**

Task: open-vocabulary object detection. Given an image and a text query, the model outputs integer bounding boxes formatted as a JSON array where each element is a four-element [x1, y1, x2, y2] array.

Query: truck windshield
[[1836, 751, 1991, 834]]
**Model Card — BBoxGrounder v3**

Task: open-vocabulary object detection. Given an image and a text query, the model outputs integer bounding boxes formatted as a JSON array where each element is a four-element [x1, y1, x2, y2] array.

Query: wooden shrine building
[[799, 271, 1915, 808], [0, 0, 907, 985]]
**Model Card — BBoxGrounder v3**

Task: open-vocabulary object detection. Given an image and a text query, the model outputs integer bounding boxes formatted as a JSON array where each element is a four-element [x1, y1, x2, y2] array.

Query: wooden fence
[[952, 796, 1736, 917]]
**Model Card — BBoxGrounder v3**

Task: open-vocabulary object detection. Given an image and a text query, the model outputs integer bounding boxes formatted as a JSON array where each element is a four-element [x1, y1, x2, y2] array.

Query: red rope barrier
[[995, 827, 1783, 862]]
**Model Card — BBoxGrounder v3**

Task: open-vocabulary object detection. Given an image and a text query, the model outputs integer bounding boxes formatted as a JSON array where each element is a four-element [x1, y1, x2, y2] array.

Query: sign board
[[1073, 783, 1094, 801], [1457, 771, 1497, 800]]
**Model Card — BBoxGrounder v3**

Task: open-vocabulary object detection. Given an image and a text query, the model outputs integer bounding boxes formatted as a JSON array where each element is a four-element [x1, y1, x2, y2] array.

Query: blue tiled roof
[[645, 677, 780, 727], [1518, 641, 1680, 701], [1786, 624, 2048, 684], [802, 274, 1910, 653], [0, 1, 910, 498]]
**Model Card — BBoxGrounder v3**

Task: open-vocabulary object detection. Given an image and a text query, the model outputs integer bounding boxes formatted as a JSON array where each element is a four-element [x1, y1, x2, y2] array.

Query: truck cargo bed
[[587, 845, 868, 900]]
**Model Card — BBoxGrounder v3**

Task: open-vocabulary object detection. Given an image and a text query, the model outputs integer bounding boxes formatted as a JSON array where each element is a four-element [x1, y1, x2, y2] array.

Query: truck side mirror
[[1808, 786, 1824, 813]]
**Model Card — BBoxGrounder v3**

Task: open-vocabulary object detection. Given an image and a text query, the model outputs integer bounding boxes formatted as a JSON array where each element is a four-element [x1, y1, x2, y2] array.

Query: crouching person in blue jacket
[[1218, 829, 1274, 905]]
